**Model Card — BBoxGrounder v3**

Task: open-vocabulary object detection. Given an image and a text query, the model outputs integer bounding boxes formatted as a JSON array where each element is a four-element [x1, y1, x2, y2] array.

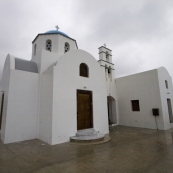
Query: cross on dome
[[55, 25, 59, 30]]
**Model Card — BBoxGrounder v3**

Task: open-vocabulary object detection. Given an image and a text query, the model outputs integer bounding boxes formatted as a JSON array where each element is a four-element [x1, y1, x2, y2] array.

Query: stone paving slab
[[1, 126, 173, 173]]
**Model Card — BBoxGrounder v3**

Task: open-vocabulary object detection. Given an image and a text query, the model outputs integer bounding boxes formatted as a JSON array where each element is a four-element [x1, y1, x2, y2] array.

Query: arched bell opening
[[46, 39, 52, 52], [107, 96, 117, 125], [64, 42, 70, 53], [106, 51, 109, 62]]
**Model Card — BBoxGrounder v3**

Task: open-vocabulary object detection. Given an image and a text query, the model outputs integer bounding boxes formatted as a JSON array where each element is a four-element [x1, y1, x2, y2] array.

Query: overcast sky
[[0, 0, 173, 79]]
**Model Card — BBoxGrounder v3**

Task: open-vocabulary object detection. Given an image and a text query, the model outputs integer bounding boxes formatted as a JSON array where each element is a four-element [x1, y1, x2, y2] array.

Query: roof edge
[[32, 33, 78, 49]]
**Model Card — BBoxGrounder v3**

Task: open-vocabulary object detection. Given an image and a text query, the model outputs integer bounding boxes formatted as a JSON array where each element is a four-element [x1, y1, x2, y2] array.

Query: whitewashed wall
[[38, 67, 54, 144], [2, 69, 39, 144], [116, 69, 165, 130], [50, 49, 109, 145], [32, 49, 61, 73], [0, 55, 12, 142], [157, 67, 173, 130]]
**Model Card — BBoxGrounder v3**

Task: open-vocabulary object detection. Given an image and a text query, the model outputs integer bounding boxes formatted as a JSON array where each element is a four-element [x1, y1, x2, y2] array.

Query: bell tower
[[98, 44, 114, 81]]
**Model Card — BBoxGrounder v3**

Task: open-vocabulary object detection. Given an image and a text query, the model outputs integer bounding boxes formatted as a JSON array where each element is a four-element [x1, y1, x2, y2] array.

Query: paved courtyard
[[1, 125, 173, 173]]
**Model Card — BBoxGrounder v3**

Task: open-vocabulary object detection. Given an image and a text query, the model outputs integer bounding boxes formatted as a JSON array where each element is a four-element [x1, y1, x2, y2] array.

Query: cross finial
[[55, 25, 59, 30], [104, 43, 106, 47]]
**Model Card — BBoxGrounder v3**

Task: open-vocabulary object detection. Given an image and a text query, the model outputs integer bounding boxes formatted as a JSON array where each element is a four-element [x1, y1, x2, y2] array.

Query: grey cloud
[[73, 0, 173, 78], [78, 0, 170, 43], [0, 0, 173, 81]]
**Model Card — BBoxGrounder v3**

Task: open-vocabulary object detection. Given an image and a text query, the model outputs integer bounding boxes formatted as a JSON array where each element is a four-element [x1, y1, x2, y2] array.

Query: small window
[[34, 44, 36, 56], [131, 100, 140, 111], [46, 40, 52, 52], [165, 80, 168, 89], [80, 63, 88, 77], [64, 42, 70, 53]]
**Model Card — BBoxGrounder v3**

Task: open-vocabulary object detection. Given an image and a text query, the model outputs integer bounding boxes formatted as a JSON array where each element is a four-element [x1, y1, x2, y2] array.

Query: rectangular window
[[165, 80, 168, 89], [167, 99, 173, 123], [131, 100, 140, 111]]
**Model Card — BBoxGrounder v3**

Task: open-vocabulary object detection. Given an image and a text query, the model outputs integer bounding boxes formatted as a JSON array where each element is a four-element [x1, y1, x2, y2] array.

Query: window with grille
[[64, 42, 70, 53]]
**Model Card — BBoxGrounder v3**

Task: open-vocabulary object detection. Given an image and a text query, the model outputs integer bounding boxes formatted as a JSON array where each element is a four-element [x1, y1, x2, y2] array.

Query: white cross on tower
[[55, 25, 59, 30]]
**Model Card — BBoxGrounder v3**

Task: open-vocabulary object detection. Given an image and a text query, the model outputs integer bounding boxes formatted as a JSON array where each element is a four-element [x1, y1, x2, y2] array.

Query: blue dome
[[45, 30, 69, 37]]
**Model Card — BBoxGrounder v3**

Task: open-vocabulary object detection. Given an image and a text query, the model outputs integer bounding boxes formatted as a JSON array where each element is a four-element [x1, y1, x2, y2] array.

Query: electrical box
[[152, 109, 159, 116]]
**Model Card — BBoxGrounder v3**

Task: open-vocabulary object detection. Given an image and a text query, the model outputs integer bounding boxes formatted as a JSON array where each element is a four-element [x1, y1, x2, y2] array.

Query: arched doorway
[[107, 96, 117, 125]]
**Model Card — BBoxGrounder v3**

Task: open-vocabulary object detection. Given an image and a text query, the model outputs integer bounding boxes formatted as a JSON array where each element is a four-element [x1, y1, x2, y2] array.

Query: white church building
[[0, 27, 173, 145]]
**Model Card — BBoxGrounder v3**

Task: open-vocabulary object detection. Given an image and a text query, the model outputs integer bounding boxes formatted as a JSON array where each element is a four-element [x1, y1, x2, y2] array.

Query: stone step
[[76, 128, 96, 137], [70, 128, 105, 143]]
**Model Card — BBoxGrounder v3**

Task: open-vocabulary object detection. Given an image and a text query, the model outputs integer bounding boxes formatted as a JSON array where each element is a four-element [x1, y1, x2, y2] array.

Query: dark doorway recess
[[107, 96, 117, 125], [167, 99, 173, 123], [0, 93, 4, 129]]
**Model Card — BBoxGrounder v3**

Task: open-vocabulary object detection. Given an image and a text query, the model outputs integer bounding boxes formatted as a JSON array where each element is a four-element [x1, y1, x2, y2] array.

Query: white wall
[[32, 49, 61, 73], [2, 69, 39, 144], [50, 49, 109, 145], [116, 69, 165, 130], [38, 67, 54, 144], [0, 55, 12, 142], [157, 67, 173, 130]]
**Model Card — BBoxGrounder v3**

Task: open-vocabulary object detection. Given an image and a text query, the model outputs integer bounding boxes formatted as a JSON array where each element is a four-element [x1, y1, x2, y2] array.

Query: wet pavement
[[1, 125, 173, 173]]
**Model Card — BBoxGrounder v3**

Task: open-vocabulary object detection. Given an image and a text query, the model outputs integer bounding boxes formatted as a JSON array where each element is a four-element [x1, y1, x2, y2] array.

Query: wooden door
[[77, 91, 92, 130]]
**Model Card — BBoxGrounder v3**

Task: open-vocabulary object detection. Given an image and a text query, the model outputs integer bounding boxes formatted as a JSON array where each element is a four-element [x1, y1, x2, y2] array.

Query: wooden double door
[[77, 90, 93, 130]]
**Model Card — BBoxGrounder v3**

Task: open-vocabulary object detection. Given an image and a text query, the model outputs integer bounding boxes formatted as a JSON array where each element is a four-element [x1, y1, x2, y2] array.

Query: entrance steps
[[70, 128, 106, 143]]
